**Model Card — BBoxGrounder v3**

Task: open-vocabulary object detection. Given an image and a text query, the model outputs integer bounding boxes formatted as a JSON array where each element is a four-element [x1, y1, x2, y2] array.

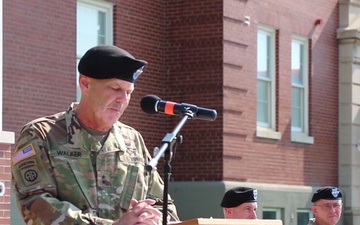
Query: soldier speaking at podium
[[11, 45, 179, 225]]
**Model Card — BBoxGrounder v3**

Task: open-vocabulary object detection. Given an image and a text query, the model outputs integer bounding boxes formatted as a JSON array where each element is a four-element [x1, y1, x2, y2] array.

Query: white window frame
[[262, 207, 282, 220], [76, 0, 113, 101], [291, 35, 314, 144], [256, 25, 281, 140], [297, 209, 313, 225], [0, 0, 15, 143]]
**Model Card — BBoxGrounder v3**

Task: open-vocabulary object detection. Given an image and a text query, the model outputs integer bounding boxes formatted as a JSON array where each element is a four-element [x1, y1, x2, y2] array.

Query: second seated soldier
[[308, 186, 343, 225], [220, 186, 258, 219]]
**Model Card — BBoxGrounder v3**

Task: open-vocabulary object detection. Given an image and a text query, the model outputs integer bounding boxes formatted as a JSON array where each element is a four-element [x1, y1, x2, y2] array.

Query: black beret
[[78, 45, 147, 83], [220, 187, 258, 208], [311, 186, 342, 202]]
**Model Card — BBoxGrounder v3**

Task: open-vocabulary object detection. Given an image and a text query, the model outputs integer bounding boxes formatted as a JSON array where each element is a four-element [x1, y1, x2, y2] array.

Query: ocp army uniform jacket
[[12, 103, 178, 225]]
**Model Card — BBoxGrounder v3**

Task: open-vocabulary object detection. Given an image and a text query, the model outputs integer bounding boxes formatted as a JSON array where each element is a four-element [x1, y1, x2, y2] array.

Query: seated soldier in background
[[308, 186, 343, 225], [220, 187, 258, 219]]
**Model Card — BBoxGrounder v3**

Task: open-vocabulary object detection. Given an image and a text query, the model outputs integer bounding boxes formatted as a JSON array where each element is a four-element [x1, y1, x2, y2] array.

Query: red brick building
[[2, 0, 359, 225]]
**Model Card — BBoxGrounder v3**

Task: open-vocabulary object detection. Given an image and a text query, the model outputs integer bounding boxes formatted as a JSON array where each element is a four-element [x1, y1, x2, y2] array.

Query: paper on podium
[[170, 218, 283, 225]]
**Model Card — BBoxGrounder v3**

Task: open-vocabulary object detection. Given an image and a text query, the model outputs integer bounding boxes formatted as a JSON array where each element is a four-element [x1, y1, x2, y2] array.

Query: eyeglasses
[[314, 203, 343, 211]]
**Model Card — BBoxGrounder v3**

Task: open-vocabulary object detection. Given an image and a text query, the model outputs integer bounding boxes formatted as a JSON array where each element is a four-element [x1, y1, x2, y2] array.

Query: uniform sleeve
[[147, 171, 180, 221], [11, 124, 114, 225], [135, 131, 180, 221]]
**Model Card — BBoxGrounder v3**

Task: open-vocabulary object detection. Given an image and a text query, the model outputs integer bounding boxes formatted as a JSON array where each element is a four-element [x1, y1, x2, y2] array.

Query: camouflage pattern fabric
[[12, 102, 179, 225]]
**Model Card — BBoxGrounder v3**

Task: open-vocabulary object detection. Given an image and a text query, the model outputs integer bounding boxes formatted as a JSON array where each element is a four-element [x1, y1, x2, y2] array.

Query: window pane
[[257, 27, 275, 130], [257, 80, 269, 124], [291, 37, 307, 133], [291, 41, 304, 85], [77, 5, 106, 56], [263, 211, 277, 219], [257, 32, 270, 79], [76, 1, 112, 101], [297, 212, 310, 225], [97, 11, 106, 44], [292, 87, 303, 128]]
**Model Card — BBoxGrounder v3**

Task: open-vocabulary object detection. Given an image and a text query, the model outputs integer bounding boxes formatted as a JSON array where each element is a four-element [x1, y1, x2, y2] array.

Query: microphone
[[140, 95, 217, 121]]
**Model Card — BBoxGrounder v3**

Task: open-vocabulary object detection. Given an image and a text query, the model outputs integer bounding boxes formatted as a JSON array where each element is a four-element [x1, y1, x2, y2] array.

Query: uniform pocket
[[49, 146, 97, 211]]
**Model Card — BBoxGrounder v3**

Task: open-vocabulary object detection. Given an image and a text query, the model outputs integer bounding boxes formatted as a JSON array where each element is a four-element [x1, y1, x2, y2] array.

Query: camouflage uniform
[[12, 103, 178, 225]]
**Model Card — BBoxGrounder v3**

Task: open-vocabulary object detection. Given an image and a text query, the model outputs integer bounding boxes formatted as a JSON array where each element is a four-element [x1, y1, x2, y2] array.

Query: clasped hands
[[113, 199, 162, 225]]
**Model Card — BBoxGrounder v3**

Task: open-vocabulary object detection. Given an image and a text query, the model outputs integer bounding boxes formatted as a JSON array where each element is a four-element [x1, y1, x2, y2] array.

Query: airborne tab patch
[[12, 144, 36, 165]]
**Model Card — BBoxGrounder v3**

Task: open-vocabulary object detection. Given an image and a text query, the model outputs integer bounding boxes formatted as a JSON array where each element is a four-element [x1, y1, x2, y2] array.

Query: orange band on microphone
[[164, 102, 176, 115]]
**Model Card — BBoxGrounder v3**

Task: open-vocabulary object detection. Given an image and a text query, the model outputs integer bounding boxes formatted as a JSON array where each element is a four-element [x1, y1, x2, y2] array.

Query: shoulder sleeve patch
[[12, 144, 36, 165]]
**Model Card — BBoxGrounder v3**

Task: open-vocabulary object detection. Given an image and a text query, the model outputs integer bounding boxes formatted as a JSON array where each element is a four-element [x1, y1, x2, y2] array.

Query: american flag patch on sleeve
[[12, 144, 36, 165]]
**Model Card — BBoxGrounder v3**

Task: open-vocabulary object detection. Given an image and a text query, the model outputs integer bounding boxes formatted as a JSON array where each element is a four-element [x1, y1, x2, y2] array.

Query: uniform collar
[[64, 102, 127, 152]]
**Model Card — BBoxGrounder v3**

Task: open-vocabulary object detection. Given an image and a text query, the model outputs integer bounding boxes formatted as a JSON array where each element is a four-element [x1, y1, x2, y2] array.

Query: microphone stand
[[146, 111, 194, 225]]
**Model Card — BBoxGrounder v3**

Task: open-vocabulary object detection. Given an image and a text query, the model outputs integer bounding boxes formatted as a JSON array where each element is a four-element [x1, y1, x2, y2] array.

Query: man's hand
[[113, 199, 162, 225]]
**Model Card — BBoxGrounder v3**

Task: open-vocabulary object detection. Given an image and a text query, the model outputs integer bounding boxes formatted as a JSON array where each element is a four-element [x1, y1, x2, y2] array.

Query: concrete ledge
[[256, 127, 281, 140], [0, 131, 15, 144], [291, 132, 314, 144]]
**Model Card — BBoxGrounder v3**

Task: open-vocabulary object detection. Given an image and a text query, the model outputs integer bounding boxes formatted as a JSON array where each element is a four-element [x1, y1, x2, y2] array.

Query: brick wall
[[3, 1, 77, 138], [221, 0, 339, 185], [110, 0, 171, 151], [162, 0, 224, 181], [0, 144, 12, 225]]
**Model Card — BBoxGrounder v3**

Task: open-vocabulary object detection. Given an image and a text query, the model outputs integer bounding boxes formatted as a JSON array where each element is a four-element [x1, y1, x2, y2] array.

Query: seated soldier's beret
[[78, 45, 147, 83], [311, 186, 342, 202], [220, 187, 258, 208]]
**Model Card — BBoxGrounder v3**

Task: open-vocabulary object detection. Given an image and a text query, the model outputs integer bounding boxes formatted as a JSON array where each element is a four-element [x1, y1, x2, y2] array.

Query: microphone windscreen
[[140, 95, 161, 114]]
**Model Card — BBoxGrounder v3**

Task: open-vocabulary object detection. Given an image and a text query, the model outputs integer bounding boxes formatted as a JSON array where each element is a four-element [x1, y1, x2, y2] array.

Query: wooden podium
[[173, 218, 283, 225]]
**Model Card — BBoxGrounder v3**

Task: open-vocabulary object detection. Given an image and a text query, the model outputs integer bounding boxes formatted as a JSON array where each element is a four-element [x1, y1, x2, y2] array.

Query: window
[[76, 0, 113, 100], [262, 208, 282, 220], [256, 26, 280, 140], [297, 209, 313, 225], [291, 36, 313, 144]]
